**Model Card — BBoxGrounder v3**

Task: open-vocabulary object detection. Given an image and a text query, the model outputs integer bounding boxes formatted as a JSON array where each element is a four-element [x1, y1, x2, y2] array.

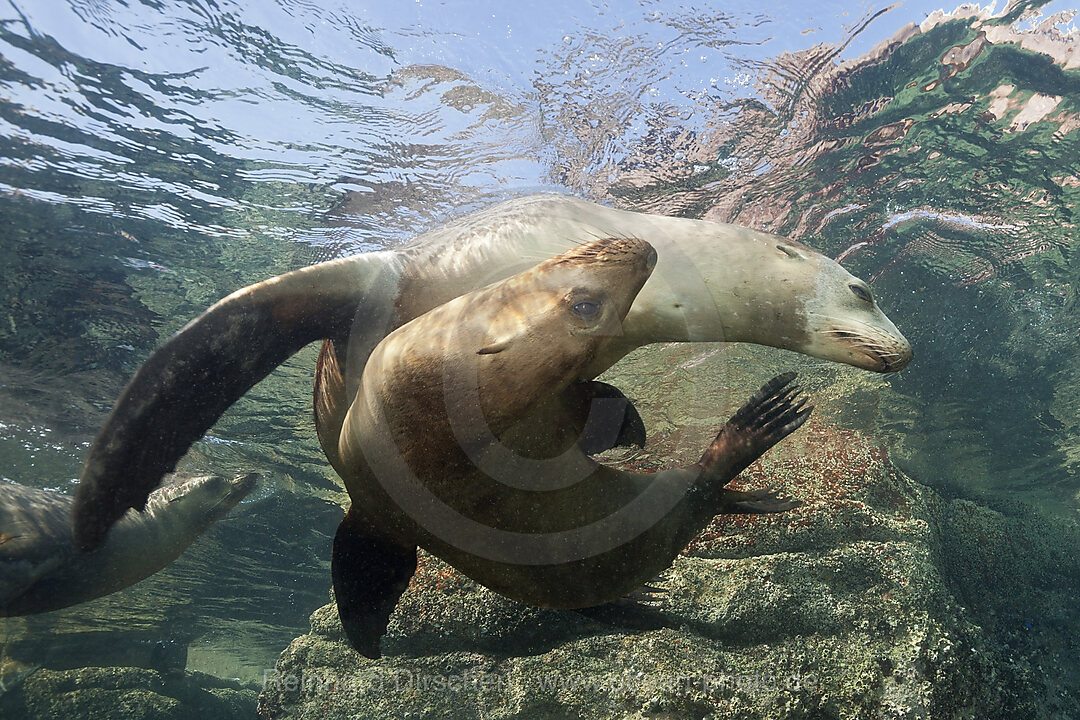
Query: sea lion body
[[328, 237, 812, 656], [314, 195, 908, 477], [1, 474, 255, 615], [389, 196, 910, 375], [72, 194, 910, 555]]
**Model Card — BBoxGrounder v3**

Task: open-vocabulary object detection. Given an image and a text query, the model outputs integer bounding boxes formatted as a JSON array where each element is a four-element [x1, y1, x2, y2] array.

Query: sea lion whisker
[[814, 314, 882, 331], [821, 330, 896, 347], [821, 327, 894, 345], [817, 316, 906, 344], [843, 333, 896, 345], [577, 226, 639, 247], [865, 348, 904, 358], [574, 231, 605, 245], [857, 343, 904, 356], [820, 329, 904, 357], [821, 328, 874, 338], [854, 341, 898, 352]]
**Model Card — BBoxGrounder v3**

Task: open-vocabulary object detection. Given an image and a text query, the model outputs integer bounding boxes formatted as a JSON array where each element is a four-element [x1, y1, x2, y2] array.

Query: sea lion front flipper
[[73, 254, 398, 552], [575, 380, 647, 454], [332, 508, 417, 659], [697, 371, 812, 487]]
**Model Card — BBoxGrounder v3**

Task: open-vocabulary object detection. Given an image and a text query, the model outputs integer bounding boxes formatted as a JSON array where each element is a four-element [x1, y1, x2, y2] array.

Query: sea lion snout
[[819, 322, 912, 372], [801, 261, 913, 372]]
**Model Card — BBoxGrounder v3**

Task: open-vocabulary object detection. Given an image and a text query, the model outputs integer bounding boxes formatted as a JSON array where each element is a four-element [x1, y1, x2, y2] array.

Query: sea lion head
[[362, 236, 657, 446], [796, 248, 912, 373], [143, 473, 258, 531], [709, 238, 912, 373], [603, 224, 912, 374], [465, 236, 657, 426]]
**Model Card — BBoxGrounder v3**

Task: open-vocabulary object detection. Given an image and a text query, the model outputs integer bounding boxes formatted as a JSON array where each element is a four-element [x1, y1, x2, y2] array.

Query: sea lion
[[325, 236, 812, 657], [0, 631, 188, 693], [1, 473, 256, 616], [72, 193, 908, 551]]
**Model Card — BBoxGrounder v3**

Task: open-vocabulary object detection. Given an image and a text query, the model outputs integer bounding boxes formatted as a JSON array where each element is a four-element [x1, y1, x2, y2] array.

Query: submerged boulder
[[257, 370, 1065, 719], [0, 666, 257, 720]]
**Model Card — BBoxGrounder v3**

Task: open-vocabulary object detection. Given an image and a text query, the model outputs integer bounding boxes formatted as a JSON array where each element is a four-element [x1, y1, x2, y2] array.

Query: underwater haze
[[1, 0, 1079, 718]]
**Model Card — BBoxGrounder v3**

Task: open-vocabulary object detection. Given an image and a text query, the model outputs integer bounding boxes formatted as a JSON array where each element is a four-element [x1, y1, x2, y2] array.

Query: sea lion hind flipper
[[73, 256, 393, 552], [576, 380, 647, 454], [332, 509, 417, 659]]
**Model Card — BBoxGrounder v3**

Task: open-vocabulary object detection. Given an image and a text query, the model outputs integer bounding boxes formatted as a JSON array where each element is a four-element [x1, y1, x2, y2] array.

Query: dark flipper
[[697, 372, 812, 498], [73, 257, 391, 552], [332, 508, 417, 659], [575, 381, 647, 455]]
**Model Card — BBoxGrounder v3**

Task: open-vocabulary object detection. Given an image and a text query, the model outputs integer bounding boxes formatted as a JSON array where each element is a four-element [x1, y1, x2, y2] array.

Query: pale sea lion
[[328, 236, 812, 657], [1, 473, 256, 616], [0, 631, 188, 693], [72, 193, 909, 551]]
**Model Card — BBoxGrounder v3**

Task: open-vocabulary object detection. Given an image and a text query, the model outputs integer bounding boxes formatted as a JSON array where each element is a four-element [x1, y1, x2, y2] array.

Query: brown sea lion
[[71, 194, 907, 552], [327, 236, 812, 657]]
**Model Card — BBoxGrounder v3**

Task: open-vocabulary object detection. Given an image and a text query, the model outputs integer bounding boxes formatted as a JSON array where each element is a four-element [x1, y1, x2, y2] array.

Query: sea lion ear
[[776, 244, 805, 260], [477, 339, 512, 355]]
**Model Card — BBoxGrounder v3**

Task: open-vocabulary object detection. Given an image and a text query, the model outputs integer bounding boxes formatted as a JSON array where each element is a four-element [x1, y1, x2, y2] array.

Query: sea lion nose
[[892, 338, 914, 371]]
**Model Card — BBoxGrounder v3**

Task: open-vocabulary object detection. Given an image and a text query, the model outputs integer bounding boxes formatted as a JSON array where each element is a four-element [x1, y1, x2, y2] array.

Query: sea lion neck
[[570, 215, 911, 374]]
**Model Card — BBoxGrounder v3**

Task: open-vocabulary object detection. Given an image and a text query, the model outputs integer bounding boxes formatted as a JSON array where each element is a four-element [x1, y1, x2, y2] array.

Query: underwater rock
[[256, 362, 1055, 719], [0, 666, 257, 720], [932, 498, 1080, 720]]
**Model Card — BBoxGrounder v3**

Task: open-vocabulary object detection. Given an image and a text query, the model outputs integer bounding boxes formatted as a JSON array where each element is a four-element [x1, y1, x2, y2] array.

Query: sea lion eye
[[572, 300, 601, 317], [849, 284, 873, 303]]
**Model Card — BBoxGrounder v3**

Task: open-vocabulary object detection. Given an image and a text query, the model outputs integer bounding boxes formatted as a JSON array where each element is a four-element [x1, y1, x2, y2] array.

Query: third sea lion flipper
[[576, 381, 647, 454], [719, 486, 803, 514], [332, 508, 417, 659], [73, 254, 399, 552]]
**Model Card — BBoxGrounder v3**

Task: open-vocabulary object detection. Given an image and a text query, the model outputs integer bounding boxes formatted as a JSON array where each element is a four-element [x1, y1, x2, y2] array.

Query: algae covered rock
[[0, 666, 257, 720], [255, 367, 1047, 720]]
